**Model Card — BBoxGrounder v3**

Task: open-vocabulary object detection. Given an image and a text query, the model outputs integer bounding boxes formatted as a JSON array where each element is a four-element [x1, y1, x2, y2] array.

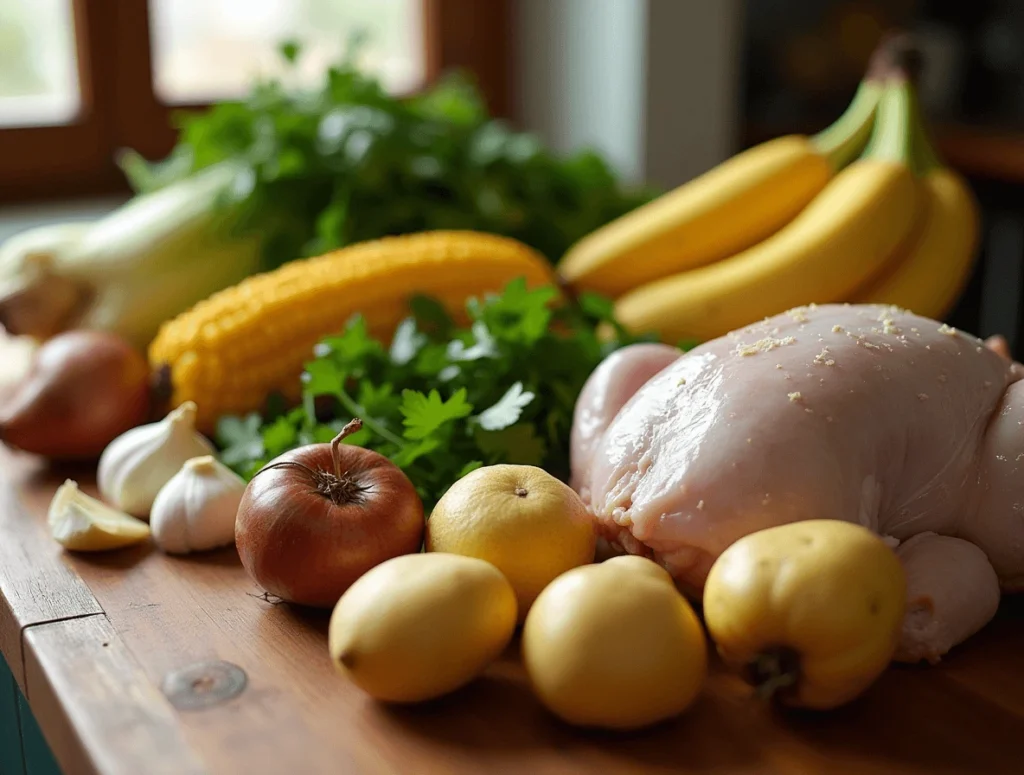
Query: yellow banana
[[853, 107, 979, 319], [614, 81, 921, 344], [557, 80, 881, 299]]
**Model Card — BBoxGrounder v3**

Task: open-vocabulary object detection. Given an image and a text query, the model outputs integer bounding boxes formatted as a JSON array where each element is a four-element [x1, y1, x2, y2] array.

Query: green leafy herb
[[214, 279, 660, 509], [400, 388, 473, 440], [279, 40, 302, 64], [477, 382, 535, 431], [119, 40, 658, 271]]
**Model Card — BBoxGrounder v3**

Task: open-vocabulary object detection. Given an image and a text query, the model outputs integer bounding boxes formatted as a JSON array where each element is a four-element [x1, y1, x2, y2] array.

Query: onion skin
[[0, 331, 151, 459], [236, 429, 425, 608]]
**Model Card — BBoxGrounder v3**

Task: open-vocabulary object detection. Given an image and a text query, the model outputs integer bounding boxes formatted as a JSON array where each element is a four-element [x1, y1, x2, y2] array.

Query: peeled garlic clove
[[98, 401, 214, 518], [49, 479, 151, 551], [150, 455, 246, 554]]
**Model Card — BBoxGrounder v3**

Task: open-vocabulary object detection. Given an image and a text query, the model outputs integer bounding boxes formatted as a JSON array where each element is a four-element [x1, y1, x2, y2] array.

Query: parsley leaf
[[476, 382, 535, 431], [447, 321, 498, 362], [400, 388, 473, 440], [214, 279, 667, 510], [216, 413, 263, 447], [389, 318, 426, 366], [316, 316, 385, 377], [279, 40, 302, 64], [263, 417, 299, 456], [457, 460, 484, 478], [578, 291, 615, 322], [215, 414, 266, 467], [391, 438, 442, 468], [475, 424, 546, 467], [470, 278, 556, 346], [409, 295, 454, 340], [357, 380, 400, 419], [301, 359, 344, 397]]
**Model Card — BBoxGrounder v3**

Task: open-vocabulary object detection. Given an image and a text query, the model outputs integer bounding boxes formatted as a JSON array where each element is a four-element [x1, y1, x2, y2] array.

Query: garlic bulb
[[150, 456, 246, 554], [98, 401, 214, 517]]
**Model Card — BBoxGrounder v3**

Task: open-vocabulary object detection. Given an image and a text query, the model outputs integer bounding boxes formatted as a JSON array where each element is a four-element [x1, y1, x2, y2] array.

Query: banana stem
[[862, 79, 919, 174], [811, 81, 883, 170], [864, 32, 941, 175]]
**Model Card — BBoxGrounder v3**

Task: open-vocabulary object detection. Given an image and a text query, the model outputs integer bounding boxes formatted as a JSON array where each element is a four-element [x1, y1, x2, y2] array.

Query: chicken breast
[[573, 303, 1024, 661], [569, 342, 681, 499]]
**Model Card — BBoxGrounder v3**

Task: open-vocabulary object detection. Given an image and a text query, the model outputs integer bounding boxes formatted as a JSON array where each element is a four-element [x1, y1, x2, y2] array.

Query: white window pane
[[0, 0, 80, 127], [150, 0, 425, 104]]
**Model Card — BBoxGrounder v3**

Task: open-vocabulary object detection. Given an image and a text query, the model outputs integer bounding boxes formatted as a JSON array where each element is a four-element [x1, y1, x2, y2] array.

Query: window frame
[[0, 0, 511, 203]]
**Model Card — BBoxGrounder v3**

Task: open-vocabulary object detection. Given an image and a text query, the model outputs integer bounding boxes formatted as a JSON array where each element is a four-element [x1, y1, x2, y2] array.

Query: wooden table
[[3, 354, 1024, 774]]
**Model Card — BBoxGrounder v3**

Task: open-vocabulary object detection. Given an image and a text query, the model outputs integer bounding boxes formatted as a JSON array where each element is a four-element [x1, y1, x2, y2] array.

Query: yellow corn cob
[[149, 231, 556, 433]]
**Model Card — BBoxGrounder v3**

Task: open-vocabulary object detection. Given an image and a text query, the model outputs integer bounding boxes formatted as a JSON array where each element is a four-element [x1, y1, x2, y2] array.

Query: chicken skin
[[572, 304, 1024, 663]]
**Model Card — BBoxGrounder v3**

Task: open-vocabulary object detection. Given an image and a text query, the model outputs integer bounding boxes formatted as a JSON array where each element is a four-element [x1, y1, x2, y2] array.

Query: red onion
[[235, 419, 425, 608]]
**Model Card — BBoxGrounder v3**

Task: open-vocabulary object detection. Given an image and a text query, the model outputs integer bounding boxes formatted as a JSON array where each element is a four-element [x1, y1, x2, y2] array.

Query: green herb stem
[[335, 385, 406, 447]]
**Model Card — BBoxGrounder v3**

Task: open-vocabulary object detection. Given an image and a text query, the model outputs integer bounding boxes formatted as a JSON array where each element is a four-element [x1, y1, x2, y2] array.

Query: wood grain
[[0, 450, 103, 691], [3, 456, 1024, 774], [1, 314, 1023, 775], [0, 338, 101, 690], [24, 614, 206, 775]]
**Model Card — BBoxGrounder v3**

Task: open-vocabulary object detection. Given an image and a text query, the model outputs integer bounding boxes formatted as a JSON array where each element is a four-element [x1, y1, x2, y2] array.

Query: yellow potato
[[522, 555, 707, 730], [427, 464, 596, 620], [703, 519, 906, 710], [328, 552, 516, 703]]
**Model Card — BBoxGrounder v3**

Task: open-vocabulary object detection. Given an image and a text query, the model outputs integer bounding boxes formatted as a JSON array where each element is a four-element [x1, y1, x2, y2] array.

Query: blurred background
[[0, 0, 1022, 349]]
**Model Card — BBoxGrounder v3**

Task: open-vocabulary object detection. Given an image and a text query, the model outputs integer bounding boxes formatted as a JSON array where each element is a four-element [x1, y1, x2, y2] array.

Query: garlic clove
[[49, 479, 151, 551], [98, 401, 214, 518], [150, 455, 246, 554]]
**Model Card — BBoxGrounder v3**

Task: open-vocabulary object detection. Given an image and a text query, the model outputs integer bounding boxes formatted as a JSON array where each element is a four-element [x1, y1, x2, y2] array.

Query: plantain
[[613, 78, 922, 344], [556, 78, 882, 299]]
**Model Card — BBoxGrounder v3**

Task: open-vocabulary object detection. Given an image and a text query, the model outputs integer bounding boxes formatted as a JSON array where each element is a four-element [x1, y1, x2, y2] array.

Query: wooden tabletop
[[3, 341, 1024, 775]]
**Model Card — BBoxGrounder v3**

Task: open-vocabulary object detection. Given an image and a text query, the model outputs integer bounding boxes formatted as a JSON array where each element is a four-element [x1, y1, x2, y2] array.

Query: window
[[0, 0, 509, 202], [0, 0, 80, 128], [148, 0, 425, 103]]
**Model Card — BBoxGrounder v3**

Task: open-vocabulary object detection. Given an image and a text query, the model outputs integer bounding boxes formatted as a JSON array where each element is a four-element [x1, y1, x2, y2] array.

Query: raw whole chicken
[[572, 304, 1024, 664]]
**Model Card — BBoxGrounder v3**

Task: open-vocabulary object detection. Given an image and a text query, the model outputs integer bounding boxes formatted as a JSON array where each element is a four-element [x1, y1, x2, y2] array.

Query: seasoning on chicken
[[572, 303, 1024, 663]]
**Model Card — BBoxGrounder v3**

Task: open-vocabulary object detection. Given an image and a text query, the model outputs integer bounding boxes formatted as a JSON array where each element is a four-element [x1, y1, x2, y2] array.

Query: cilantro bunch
[[216, 280, 657, 510], [119, 42, 656, 271]]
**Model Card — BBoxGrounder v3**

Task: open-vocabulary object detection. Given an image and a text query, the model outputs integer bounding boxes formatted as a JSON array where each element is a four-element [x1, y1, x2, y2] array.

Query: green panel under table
[[0, 650, 62, 775], [17, 692, 61, 775], [0, 652, 23, 775]]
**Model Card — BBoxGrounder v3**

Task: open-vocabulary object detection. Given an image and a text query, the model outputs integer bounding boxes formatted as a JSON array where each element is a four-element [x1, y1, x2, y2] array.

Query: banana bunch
[[559, 45, 979, 344]]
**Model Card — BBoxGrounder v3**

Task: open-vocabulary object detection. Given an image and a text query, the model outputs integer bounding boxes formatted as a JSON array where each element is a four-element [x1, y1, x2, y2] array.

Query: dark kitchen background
[[0, 0, 1022, 353], [741, 0, 1024, 351]]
